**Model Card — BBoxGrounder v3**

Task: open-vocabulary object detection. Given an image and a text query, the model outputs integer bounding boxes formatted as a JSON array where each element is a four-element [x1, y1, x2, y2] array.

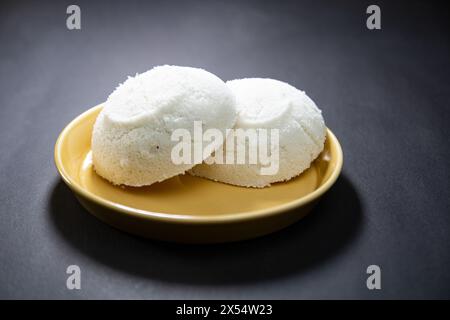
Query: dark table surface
[[1, 0, 449, 299]]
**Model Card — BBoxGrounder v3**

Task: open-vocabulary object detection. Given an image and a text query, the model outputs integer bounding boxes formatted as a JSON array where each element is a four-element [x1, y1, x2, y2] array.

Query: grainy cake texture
[[189, 78, 326, 188], [92, 65, 237, 186]]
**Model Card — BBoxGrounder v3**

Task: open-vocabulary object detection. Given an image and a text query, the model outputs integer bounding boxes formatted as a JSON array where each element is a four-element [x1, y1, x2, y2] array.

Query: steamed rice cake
[[91, 65, 237, 187], [189, 78, 326, 188]]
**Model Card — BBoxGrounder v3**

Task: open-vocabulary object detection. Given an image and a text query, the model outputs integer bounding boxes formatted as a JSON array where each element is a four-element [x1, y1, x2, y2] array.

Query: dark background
[[0, 0, 449, 299]]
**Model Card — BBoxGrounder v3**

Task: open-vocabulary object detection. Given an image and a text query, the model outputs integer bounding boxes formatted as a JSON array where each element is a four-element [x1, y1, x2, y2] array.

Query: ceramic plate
[[54, 105, 343, 243]]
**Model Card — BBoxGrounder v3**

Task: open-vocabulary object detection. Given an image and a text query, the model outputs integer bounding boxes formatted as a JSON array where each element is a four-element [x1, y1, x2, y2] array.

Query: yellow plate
[[54, 105, 343, 243]]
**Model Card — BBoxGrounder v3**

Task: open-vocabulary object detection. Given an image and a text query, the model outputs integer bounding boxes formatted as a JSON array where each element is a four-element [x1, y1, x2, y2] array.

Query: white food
[[92, 65, 237, 186], [189, 78, 326, 188]]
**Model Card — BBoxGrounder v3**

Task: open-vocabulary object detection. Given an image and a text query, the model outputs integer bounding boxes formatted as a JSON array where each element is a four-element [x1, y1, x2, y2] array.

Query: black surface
[[0, 0, 449, 299]]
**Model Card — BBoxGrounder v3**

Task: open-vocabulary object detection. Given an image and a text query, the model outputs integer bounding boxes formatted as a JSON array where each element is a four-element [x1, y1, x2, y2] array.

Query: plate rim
[[54, 104, 343, 224]]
